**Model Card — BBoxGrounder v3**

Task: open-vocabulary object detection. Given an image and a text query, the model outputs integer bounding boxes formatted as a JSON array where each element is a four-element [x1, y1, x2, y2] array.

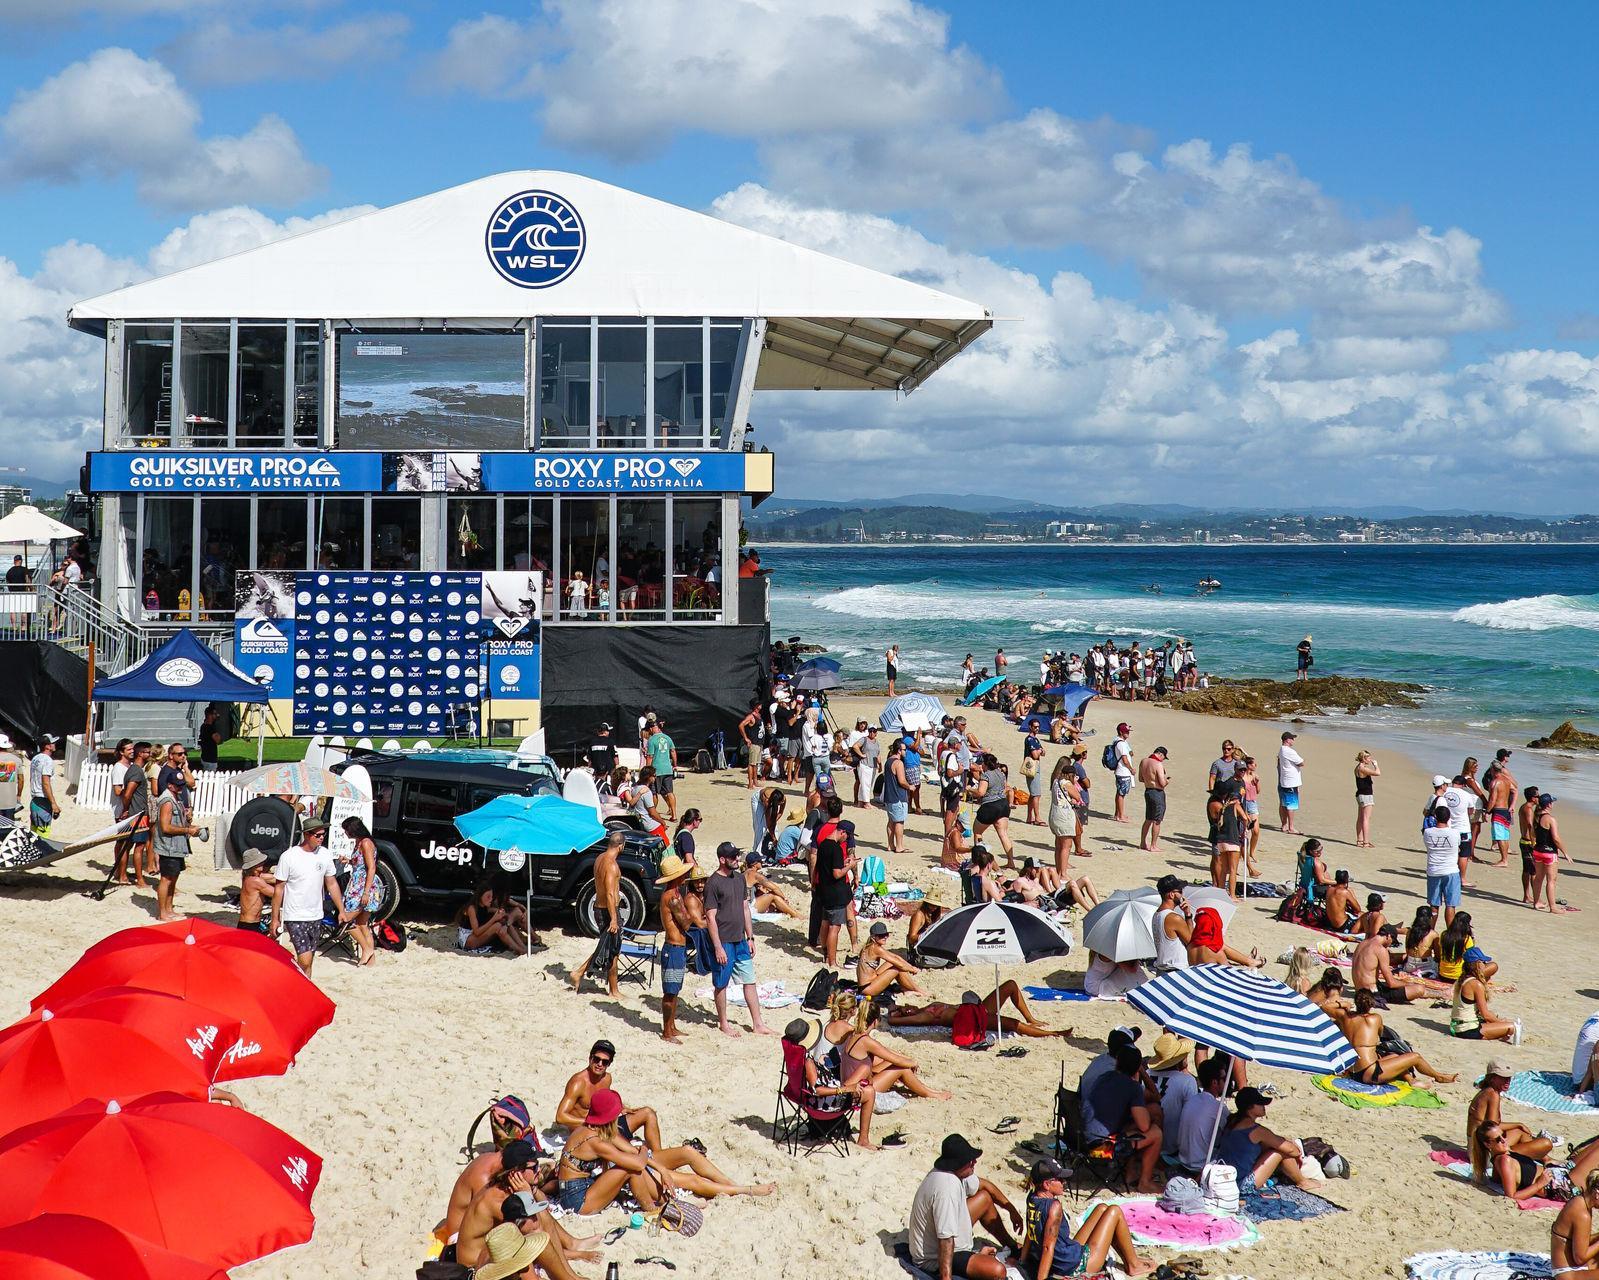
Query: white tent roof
[[0, 504, 81, 544], [69, 171, 990, 394]]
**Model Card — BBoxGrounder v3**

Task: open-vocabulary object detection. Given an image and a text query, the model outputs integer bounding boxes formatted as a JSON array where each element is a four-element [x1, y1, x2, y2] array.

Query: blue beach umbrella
[[1039, 683, 1099, 720], [455, 792, 606, 856], [879, 691, 948, 731], [795, 656, 842, 674], [959, 676, 1005, 706]]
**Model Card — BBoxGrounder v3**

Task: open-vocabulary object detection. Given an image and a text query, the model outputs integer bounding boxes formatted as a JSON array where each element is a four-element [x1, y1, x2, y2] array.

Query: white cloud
[[0, 48, 323, 210], [427, 0, 1002, 158], [160, 15, 411, 85]]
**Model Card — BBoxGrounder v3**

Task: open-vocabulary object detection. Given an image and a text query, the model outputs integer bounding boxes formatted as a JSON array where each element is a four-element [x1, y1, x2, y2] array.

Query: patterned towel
[[1426, 1149, 1566, 1211], [1023, 986, 1096, 1002], [1313, 1074, 1446, 1109], [692, 980, 800, 1009], [1406, 1251, 1550, 1280], [1097, 1196, 1260, 1250], [1505, 1070, 1599, 1116], [1237, 1183, 1345, 1222]]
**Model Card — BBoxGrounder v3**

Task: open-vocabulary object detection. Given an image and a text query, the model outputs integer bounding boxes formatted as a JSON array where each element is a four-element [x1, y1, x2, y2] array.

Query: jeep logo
[[420, 840, 475, 865]]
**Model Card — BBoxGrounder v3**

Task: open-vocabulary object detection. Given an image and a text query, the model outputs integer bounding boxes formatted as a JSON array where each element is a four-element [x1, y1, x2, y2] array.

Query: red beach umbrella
[[0, 1214, 227, 1280], [0, 1093, 321, 1269], [0, 988, 240, 1134], [31, 919, 335, 1081]]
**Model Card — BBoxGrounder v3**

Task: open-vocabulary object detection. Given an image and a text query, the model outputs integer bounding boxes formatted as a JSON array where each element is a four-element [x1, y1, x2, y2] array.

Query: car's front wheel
[[573, 875, 646, 937], [368, 859, 402, 923]]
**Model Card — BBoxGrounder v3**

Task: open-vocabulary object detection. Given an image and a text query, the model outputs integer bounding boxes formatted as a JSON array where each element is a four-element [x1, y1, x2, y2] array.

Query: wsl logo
[[486, 190, 585, 289]]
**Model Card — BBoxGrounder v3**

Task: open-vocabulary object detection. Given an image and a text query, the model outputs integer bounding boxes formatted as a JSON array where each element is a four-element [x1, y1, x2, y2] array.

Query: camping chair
[[1053, 1069, 1129, 1198], [317, 873, 359, 962], [773, 1039, 856, 1158], [615, 926, 659, 987]]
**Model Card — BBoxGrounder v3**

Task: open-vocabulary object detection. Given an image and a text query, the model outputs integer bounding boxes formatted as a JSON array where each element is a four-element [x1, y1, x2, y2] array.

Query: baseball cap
[[869, 921, 889, 937], [1464, 945, 1494, 964], [716, 840, 741, 860], [1156, 874, 1185, 897], [1152, 746, 1169, 758], [1235, 1086, 1272, 1110], [1477, 1057, 1515, 1084], [0, 733, 12, 750], [1029, 1157, 1070, 1185], [1117, 722, 1131, 734], [500, 1138, 536, 1170], [1538, 793, 1556, 808], [1281, 731, 1296, 741], [1431, 774, 1450, 788], [597, 722, 612, 732], [38, 734, 59, 746]]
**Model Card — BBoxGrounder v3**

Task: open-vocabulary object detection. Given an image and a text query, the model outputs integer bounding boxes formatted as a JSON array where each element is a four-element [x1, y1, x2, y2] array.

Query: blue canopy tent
[[1017, 683, 1098, 735], [92, 629, 272, 763]]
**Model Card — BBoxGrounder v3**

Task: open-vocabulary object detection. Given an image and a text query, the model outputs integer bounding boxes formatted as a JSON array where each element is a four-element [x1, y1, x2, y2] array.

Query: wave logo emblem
[[486, 189, 586, 289], [668, 458, 701, 478], [155, 658, 204, 687]]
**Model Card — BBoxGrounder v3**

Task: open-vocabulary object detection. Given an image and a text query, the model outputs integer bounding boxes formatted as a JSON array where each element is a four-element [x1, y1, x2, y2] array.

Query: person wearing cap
[[569, 830, 626, 998], [554, 1039, 663, 1153], [1152, 875, 1192, 974], [1137, 745, 1169, 852], [437, 1135, 538, 1248], [1081, 1045, 1164, 1194], [855, 920, 926, 998], [1215, 1087, 1320, 1190], [1441, 772, 1477, 888], [907, 1133, 1022, 1278], [1467, 1058, 1553, 1182], [236, 848, 277, 936], [587, 721, 616, 780], [1022, 1158, 1150, 1280], [744, 849, 800, 920], [0, 731, 22, 824], [1148, 1034, 1198, 1160], [270, 818, 347, 976], [654, 856, 696, 1043], [152, 764, 204, 922], [706, 839, 772, 1037], [1276, 730, 1304, 834], [1351, 924, 1423, 1004], [1531, 791, 1573, 914], [1452, 948, 1520, 1044], [1110, 722, 1134, 824], [1068, 743, 1092, 859], [1352, 890, 1392, 941], [1295, 633, 1313, 682], [27, 734, 60, 836]]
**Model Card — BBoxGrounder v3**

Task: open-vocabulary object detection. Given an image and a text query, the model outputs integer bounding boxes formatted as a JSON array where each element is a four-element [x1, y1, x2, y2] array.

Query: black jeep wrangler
[[330, 754, 665, 936]]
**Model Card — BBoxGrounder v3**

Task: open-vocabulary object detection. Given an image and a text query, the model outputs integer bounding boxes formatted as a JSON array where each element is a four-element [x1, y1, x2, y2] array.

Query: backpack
[[1101, 742, 1120, 770], [802, 967, 838, 1012], [952, 1001, 989, 1047], [463, 1094, 541, 1156], [374, 919, 408, 952]]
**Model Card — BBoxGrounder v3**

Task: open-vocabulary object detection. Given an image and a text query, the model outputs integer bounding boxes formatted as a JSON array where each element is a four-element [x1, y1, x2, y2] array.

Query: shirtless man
[[1336, 989, 1456, 1085], [656, 856, 694, 1044], [1518, 784, 1543, 905], [1351, 930, 1423, 1004], [887, 984, 1071, 1041], [1323, 870, 1360, 933], [454, 1165, 600, 1277], [569, 832, 623, 997], [554, 1039, 662, 1152], [1137, 747, 1168, 852], [236, 849, 276, 935], [436, 1138, 541, 1243], [1468, 1058, 1552, 1177], [1486, 756, 1519, 868], [1552, 1167, 1599, 1280]]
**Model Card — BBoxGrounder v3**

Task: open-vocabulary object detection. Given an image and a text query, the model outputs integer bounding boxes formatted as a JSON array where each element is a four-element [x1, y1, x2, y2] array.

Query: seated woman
[[742, 852, 801, 919], [1022, 1159, 1152, 1280], [1474, 1122, 1599, 1204], [888, 984, 1071, 1041], [782, 1017, 881, 1150], [1337, 988, 1457, 1085], [1284, 947, 1317, 994], [905, 889, 949, 952], [1452, 952, 1518, 1042], [1296, 838, 1333, 901], [855, 922, 926, 997], [555, 1088, 775, 1215], [1438, 913, 1499, 985], [455, 881, 528, 955], [1552, 1169, 1599, 1280], [1188, 907, 1266, 969], [1469, 1060, 1553, 1181], [818, 993, 952, 1102], [773, 807, 808, 865], [1084, 949, 1147, 998], [968, 847, 1006, 904], [1305, 968, 1351, 1014], [1402, 905, 1440, 973], [1215, 1088, 1321, 1189], [1007, 857, 1100, 911]]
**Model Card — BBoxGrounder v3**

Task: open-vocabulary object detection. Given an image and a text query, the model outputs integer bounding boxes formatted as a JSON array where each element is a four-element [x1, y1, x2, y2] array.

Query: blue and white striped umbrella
[[1127, 964, 1356, 1074], [879, 692, 948, 731]]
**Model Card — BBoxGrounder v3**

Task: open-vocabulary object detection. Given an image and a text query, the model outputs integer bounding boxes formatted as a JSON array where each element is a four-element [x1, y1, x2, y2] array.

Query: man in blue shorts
[[1422, 804, 1461, 925], [1276, 731, 1304, 835], [655, 854, 694, 1044], [704, 841, 771, 1038]]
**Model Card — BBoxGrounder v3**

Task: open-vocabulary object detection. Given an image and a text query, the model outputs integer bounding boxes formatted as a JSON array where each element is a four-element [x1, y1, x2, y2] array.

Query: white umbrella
[[1081, 894, 1158, 962], [1183, 885, 1238, 927], [0, 505, 81, 544]]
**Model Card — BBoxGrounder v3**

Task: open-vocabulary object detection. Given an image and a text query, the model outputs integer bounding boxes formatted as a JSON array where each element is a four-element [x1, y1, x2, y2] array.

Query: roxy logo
[[669, 458, 700, 478], [486, 190, 585, 289], [421, 840, 474, 865]]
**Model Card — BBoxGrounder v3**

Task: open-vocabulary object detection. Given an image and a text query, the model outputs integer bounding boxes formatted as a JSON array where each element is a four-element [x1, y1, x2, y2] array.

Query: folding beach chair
[[615, 926, 659, 987], [773, 1040, 856, 1158], [317, 872, 359, 962], [1053, 1069, 1129, 1198]]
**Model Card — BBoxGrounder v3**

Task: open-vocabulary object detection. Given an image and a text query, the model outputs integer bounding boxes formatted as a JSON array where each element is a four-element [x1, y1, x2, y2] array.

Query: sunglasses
[[590, 1054, 613, 1066]]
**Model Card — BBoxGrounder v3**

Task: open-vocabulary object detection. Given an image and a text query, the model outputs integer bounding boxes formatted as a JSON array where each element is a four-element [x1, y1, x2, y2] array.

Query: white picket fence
[[75, 761, 249, 820]]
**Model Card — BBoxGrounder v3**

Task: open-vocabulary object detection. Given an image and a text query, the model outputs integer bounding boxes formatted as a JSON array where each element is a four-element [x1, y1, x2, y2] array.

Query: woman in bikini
[[1402, 905, 1441, 972], [856, 924, 926, 998], [814, 994, 951, 1102], [887, 986, 1071, 1040], [1007, 857, 1100, 911], [968, 848, 1006, 904], [555, 1089, 774, 1215], [1469, 1063, 1553, 1181], [1336, 988, 1457, 1085], [1451, 953, 1518, 1042], [741, 852, 801, 919], [1552, 1168, 1599, 1280], [1476, 1123, 1599, 1205]]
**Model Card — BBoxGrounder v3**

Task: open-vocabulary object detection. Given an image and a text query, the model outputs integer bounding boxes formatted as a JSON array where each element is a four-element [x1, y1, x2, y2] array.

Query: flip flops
[[997, 1046, 1028, 1059], [989, 1116, 1022, 1135]]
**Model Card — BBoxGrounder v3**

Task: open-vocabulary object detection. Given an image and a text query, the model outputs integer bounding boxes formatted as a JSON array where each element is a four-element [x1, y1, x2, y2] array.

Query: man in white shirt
[[1422, 800, 1462, 926], [1112, 723, 1134, 824], [1442, 775, 1477, 888], [28, 735, 60, 836], [1177, 1056, 1230, 1173], [1276, 731, 1305, 835], [907, 1134, 1018, 1279], [1148, 1034, 1198, 1159], [270, 818, 346, 976], [1572, 1010, 1599, 1096]]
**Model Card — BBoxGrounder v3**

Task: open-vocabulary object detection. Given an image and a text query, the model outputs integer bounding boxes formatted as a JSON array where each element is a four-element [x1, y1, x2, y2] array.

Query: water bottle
[[606, 1264, 620, 1280]]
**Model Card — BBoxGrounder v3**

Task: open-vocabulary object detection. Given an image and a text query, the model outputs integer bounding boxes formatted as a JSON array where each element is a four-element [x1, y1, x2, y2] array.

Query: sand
[[2, 694, 1594, 1279]]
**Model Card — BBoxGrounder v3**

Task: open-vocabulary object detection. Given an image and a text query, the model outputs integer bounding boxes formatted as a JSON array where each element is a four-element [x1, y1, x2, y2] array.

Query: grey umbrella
[[1080, 893, 1159, 962], [792, 666, 841, 692]]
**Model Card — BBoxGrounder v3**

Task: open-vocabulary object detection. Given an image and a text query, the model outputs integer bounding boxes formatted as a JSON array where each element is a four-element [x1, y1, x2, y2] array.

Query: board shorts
[[1426, 872, 1462, 909], [1520, 840, 1535, 876], [1279, 787, 1299, 810], [1144, 788, 1167, 822], [285, 919, 323, 956], [656, 774, 674, 795], [660, 942, 687, 996], [885, 801, 908, 823], [1115, 775, 1133, 797], [1490, 808, 1512, 841], [713, 937, 755, 990], [822, 904, 849, 926], [157, 855, 186, 880]]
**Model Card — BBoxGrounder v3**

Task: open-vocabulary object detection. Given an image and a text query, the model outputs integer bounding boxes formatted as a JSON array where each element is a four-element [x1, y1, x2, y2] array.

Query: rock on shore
[[1163, 675, 1423, 720], [1526, 720, 1599, 750]]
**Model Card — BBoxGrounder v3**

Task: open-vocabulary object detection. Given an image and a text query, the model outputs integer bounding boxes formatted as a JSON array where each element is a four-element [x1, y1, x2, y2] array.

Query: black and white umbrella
[[914, 901, 1073, 1038]]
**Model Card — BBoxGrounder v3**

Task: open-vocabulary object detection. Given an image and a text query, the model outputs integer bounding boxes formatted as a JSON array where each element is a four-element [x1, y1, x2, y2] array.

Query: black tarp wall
[[0, 642, 89, 743]]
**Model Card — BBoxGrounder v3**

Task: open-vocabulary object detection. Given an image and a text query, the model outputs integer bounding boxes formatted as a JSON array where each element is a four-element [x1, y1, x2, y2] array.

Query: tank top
[[1355, 771, 1374, 797], [1022, 1193, 1082, 1278], [1438, 936, 1471, 982], [882, 760, 908, 807], [1154, 908, 1189, 970], [1451, 979, 1481, 1033], [1534, 814, 1557, 854], [1216, 1123, 1263, 1178]]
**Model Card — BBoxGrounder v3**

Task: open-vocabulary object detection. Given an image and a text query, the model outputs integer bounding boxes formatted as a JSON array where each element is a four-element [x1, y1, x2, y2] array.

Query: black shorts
[[1144, 788, 1167, 822], [950, 1251, 982, 1278], [976, 800, 1009, 826], [1379, 984, 1412, 1004], [158, 855, 185, 880], [1454, 1026, 1484, 1040], [656, 774, 674, 795], [1458, 834, 1472, 855], [1520, 841, 1535, 875], [822, 904, 849, 926]]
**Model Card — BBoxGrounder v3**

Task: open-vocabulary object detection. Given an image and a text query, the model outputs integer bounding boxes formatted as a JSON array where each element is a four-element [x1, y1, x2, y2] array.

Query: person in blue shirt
[[1022, 1159, 1150, 1279]]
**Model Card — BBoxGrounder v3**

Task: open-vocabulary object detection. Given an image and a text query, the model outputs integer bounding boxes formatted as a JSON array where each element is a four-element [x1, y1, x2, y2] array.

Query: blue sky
[[3, 0, 1597, 510]]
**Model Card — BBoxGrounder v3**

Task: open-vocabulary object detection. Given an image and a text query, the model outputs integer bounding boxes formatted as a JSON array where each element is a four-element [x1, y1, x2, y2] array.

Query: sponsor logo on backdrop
[[155, 658, 204, 688], [421, 841, 475, 865], [486, 189, 586, 289]]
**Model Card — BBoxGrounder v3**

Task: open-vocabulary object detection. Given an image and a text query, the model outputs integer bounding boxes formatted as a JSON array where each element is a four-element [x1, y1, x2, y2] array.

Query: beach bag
[[646, 1170, 704, 1238], [1199, 1162, 1239, 1214], [374, 919, 407, 952], [1009, 787, 1028, 807], [1101, 743, 1119, 770], [1158, 1177, 1205, 1215], [417, 1262, 469, 1280], [952, 1001, 989, 1048], [802, 967, 838, 1012], [1022, 756, 1039, 780], [1377, 1025, 1414, 1057]]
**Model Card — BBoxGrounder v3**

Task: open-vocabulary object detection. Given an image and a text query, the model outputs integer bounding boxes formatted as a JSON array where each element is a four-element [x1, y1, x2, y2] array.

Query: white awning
[[70, 171, 990, 395]]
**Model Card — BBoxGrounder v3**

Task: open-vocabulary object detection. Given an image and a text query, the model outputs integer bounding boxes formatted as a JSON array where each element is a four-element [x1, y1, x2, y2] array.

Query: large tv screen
[[336, 332, 525, 450]]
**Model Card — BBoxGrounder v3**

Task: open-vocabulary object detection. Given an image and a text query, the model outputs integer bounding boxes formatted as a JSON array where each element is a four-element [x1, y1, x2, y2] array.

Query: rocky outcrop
[[1526, 720, 1599, 750], [1163, 676, 1424, 721]]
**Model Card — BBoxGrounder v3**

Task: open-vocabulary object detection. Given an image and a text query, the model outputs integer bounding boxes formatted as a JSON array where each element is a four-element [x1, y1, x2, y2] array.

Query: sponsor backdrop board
[[234, 571, 540, 739]]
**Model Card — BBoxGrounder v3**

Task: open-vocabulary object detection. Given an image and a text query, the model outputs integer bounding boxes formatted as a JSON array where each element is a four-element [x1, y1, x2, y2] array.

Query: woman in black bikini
[[1475, 1122, 1599, 1204]]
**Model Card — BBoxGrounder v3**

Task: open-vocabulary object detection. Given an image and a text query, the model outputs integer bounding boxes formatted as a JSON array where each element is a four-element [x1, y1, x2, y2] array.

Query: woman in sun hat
[[471, 1221, 549, 1280], [906, 882, 952, 953]]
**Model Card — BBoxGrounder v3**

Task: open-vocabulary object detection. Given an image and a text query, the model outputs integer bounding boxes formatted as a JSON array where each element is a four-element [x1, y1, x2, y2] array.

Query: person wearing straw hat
[[656, 854, 695, 1044], [1148, 1033, 1198, 1162], [906, 882, 952, 952], [455, 1156, 602, 1278], [1467, 1057, 1554, 1181], [469, 1221, 545, 1280]]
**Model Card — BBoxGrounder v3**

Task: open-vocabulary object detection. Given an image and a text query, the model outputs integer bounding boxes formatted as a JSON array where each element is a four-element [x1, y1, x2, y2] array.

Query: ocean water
[[766, 542, 1599, 801]]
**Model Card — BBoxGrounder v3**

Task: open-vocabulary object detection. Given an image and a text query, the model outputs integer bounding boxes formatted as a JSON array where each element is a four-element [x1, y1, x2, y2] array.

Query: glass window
[[235, 325, 287, 446], [707, 325, 741, 447], [371, 498, 421, 570], [597, 325, 646, 448], [293, 325, 321, 447], [198, 498, 250, 615], [653, 323, 704, 447], [672, 499, 723, 620], [505, 498, 554, 616], [336, 331, 525, 451], [402, 780, 459, 821], [179, 324, 230, 445], [616, 499, 666, 621], [315, 499, 365, 570], [125, 324, 174, 442], [559, 498, 609, 620], [538, 323, 591, 448], [448, 497, 498, 570], [140, 497, 193, 620], [257, 499, 309, 571]]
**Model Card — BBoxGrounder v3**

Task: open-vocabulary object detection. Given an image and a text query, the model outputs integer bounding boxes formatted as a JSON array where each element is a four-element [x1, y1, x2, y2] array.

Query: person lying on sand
[[888, 985, 1071, 1040], [1552, 1168, 1599, 1280], [554, 1039, 661, 1151], [1474, 1121, 1599, 1204], [1351, 930, 1424, 1004], [1468, 1058, 1553, 1181], [857, 922, 927, 998], [454, 1165, 600, 1277], [1336, 989, 1457, 1085]]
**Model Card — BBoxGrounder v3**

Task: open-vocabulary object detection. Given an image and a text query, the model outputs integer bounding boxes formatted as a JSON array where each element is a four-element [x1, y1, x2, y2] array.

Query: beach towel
[[1406, 1251, 1550, 1280], [1505, 1070, 1599, 1116], [1097, 1196, 1260, 1250], [1236, 1183, 1344, 1222], [1312, 1074, 1446, 1109], [1426, 1149, 1565, 1211], [1024, 986, 1097, 1002], [692, 980, 801, 1009], [886, 1024, 949, 1039]]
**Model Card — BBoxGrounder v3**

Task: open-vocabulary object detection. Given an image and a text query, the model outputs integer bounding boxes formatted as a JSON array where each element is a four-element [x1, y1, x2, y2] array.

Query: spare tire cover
[[228, 796, 298, 864]]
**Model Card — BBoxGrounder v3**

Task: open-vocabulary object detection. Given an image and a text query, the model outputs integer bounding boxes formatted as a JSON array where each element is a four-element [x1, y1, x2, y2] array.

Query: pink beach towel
[[1110, 1198, 1257, 1248], [1427, 1148, 1564, 1211]]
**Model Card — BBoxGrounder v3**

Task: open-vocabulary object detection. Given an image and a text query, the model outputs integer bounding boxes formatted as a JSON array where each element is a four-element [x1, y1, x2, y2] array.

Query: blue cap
[[1464, 945, 1493, 964]]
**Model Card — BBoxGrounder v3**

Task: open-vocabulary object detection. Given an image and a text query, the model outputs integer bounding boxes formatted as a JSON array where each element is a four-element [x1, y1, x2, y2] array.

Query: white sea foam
[[1451, 592, 1599, 632]]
